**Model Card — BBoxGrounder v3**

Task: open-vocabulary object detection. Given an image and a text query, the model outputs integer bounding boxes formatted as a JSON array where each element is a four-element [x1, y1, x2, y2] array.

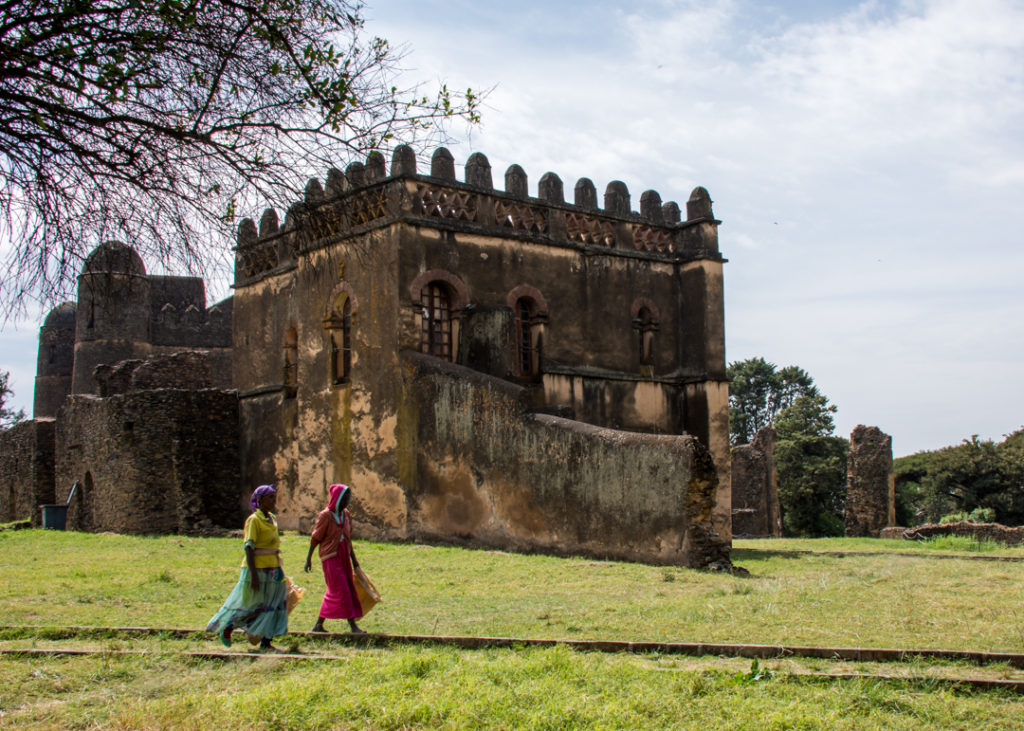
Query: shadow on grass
[[731, 548, 812, 562]]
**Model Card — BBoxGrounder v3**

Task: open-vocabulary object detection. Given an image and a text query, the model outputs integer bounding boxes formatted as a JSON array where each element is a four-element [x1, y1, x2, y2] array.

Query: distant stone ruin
[[844, 425, 895, 537], [881, 522, 1024, 545], [730, 427, 780, 537]]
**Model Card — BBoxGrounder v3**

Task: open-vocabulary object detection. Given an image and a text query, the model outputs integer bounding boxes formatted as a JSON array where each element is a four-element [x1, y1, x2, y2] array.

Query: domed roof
[[82, 241, 146, 276], [42, 301, 76, 329]]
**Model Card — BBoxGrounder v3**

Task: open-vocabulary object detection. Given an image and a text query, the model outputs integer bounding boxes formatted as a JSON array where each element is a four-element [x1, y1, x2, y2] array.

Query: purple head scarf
[[250, 484, 276, 512]]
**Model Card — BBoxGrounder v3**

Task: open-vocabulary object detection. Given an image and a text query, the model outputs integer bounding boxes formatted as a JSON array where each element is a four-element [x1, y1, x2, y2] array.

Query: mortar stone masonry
[[2, 145, 734, 568]]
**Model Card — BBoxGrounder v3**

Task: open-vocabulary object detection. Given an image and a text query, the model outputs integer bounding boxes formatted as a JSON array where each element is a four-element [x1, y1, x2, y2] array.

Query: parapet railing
[[234, 146, 722, 285]]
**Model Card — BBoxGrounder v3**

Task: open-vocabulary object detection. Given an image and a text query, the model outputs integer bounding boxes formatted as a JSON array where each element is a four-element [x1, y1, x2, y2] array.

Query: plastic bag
[[354, 566, 381, 614], [285, 575, 306, 614]]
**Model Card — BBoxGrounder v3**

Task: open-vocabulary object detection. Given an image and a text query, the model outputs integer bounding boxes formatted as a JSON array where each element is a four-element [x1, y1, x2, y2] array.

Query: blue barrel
[[40, 504, 67, 530]]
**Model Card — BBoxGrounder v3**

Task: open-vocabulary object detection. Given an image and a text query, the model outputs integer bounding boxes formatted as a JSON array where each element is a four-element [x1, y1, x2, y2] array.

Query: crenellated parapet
[[235, 145, 722, 284], [151, 298, 232, 348]]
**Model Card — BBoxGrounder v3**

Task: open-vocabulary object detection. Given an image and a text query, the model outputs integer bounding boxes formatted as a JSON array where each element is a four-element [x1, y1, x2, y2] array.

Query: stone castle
[[1, 145, 733, 568]]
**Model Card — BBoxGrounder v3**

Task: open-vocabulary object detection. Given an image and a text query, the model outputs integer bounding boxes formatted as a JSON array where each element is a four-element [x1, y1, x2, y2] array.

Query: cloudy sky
[[3, 0, 1022, 456]]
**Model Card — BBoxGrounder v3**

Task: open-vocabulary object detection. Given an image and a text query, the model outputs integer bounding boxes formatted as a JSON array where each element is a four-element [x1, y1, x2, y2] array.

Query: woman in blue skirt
[[207, 485, 288, 651]]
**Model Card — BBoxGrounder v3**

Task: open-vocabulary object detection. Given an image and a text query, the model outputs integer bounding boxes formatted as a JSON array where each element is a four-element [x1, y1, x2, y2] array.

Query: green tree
[[0, 370, 27, 429], [774, 394, 837, 441], [922, 435, 1024, 525], [892, 451, 930, 526], [0, 0, 480, 310], [727, 358, 818, 446], [729, 358, 847, 536], [894, 429, 1024, 526], [776, 393, 846, 536], [775, 434, 848, 536]]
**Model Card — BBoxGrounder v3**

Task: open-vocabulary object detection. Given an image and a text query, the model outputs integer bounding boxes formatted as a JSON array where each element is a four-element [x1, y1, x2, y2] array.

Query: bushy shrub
[[895, 430, 1024, 526], [938, 507, 998, 525], [969, 506, 997, 523]]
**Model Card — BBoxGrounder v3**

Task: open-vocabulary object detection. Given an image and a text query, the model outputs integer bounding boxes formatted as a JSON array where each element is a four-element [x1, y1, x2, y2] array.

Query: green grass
[[3, 531, 1024, 651], [4, 646, 1024, 729], [4, 530, 1024, 728], [734, 536, 1024, 556]]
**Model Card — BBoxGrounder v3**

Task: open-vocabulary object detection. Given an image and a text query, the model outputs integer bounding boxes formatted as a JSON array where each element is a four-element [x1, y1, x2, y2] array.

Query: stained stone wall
[[33, 303, 76, 418], [844, 425, 895, 537], [71, 241, 232, 397], [0, 419, 55, 524], [231, 145, 732, 552], [95, 351, 217, 396], [400, 351, 729, 567], [731, 426, 780, 537]]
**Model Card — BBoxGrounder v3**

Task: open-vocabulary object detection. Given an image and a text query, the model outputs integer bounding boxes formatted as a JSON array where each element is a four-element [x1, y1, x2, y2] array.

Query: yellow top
[[241, 510, 281, 568]]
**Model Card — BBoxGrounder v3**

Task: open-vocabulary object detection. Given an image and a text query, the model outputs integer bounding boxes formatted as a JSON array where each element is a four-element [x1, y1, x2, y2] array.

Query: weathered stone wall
[[882, 522, 1024, 545], [71, 242, 232, 396], [400, 351, 729, 567], [149, 281, 233, 349], [0, 419, 55, 524], [459, 306, 520, 382], [55, 390, 241, 533], [731, 427, 780, 537], [94, 351, 217, 395], [33, 303, 76, 418], [229, 146, 732, 560], [231, 228, 405, 531], [845, 425, 895, 537]]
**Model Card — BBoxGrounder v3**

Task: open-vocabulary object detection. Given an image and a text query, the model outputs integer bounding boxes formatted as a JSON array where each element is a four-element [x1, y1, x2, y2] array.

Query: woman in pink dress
[[304, 484, 365, 634]]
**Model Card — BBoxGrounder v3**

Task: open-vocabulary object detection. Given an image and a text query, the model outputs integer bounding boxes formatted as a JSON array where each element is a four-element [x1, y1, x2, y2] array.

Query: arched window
[[283, 327, 298, 397], [633, 306, 658, 366], [515, 297, 536, 376], [420, 283, 452, 360], [506, 285, 548, 379], [328, 296, 352, 384]]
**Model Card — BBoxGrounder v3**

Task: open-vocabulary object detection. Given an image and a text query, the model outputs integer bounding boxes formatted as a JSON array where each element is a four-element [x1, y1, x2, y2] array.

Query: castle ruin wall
[[399, 351, 729, 567], [55, 389, 242, 534], [845, 424, 895, 537], [731, 426, 781, 537], [0, 419, 55, 524]]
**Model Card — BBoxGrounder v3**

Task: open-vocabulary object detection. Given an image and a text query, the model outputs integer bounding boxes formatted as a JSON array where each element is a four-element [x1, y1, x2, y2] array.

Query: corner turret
[[73, 241, 152, 394]]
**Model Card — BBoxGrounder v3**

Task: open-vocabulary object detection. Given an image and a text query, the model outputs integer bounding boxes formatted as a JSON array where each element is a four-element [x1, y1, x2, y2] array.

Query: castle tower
[[72, 241, 152, 394], [230, 145, 733, 564], [33, 302, 77, 417]]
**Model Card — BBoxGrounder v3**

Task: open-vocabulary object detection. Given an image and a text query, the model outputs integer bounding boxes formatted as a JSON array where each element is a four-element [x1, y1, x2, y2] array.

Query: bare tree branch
[[0, 0, 482, 316]]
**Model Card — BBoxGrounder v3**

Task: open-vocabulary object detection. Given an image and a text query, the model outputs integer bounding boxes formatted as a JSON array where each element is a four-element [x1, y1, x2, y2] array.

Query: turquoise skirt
[[206, 566, 288, 640]]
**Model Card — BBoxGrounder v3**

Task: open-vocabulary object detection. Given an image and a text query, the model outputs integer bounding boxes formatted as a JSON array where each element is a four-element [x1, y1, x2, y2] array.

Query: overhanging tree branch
[[0, 0, 482, 315]]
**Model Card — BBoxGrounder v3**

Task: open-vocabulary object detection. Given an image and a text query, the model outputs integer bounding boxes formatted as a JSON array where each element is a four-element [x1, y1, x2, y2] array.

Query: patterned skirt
[[206, 566, 288, 640]]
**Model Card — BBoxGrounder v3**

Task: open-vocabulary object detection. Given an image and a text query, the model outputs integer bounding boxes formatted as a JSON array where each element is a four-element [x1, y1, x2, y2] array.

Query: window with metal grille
[[420, 284, 452, 360]]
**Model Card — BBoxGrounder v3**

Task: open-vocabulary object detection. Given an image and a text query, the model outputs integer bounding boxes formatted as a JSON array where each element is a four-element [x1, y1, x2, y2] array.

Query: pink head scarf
[[327, 484, 350, 524]]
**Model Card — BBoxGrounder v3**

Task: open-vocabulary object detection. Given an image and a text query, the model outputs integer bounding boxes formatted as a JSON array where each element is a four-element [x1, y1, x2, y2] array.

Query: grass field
[[2, 529, 1024, 729]]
